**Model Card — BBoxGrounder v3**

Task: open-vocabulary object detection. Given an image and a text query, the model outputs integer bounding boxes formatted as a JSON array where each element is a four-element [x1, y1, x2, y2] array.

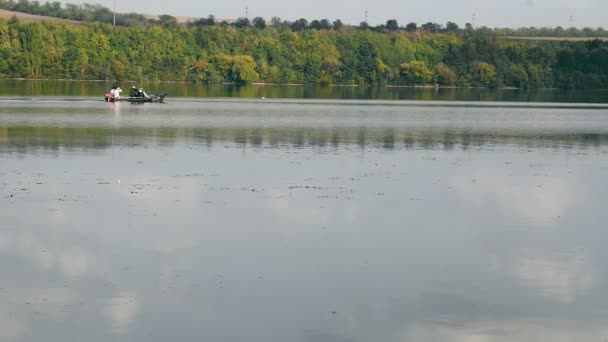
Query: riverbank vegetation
[[0, 2, 607, 88]]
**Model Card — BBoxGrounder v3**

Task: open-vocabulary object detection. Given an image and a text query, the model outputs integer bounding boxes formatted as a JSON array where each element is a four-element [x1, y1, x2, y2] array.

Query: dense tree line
[[2, 0, 607, 38], [0, 17, 607, 89], [356, 20, 607, 37], [493, 26, 608, 38]]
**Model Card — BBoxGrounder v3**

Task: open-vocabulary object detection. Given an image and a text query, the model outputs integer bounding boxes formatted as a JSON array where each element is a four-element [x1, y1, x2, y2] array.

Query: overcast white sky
[[72, 0, 606, 28]]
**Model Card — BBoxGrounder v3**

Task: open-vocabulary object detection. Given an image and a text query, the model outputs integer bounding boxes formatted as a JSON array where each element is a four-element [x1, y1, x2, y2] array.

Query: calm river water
[[1, 88, 608, 341]]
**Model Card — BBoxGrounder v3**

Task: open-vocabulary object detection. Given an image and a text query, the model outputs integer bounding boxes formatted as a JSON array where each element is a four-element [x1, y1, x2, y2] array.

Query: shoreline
[[0, 78, 604, 91]]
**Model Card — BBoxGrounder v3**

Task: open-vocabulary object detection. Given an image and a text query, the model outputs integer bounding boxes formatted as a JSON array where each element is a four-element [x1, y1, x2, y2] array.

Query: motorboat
[[104, 92, 168, 103]]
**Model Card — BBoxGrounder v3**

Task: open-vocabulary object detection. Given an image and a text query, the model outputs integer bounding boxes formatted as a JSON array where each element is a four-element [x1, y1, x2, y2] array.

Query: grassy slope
[[503, 36, 607, 41], [0, 8, 80, 24], [0, 9, 232, 25]]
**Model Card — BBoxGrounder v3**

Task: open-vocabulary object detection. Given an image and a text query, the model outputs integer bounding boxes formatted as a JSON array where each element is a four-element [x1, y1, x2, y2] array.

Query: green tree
[[158, 14, 178, 27], [215, 54, 258, 83], [445, 22, 459, 34], [252, 17, 265, 29], [434, 63, 457, 85], [405, 22, 417, 32], [504, 64, 529, 88], [386, 19, 398, 31], [291, 18, 307, 31], [400, 60, 433, 84], [234, 17, 250, 28], [470, 61, 496, 86], [192, 15, 215, 27], [421, 22, 441, 33]]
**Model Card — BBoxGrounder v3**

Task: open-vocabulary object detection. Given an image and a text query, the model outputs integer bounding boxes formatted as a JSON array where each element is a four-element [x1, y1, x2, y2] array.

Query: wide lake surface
[[1, 86, 608, 341]]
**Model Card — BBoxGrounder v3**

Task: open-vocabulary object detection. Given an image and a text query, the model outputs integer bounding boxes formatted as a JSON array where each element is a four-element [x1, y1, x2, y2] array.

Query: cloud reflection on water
[[104, 292, 139, 334], [402, 318, 608, 342], [1, 101, 607, 342]]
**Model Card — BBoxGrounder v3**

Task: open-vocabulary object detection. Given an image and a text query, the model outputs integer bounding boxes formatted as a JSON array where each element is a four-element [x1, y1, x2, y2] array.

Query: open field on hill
[[143, 14, 235, 24], [0, 8, 80, 23], [0, 8, 232, 25], [504, 36, 608, 41]]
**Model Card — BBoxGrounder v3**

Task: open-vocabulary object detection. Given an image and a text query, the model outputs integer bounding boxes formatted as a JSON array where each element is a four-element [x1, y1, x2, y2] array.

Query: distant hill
[[503, 36, 608, 42], [0, 8, 235, 26], [0, 8, 80, 24], [143, 14, 235, 24]]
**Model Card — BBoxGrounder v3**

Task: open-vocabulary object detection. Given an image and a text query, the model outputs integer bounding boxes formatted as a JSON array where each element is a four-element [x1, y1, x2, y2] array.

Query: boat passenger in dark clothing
[[130, 86, 140, 97]]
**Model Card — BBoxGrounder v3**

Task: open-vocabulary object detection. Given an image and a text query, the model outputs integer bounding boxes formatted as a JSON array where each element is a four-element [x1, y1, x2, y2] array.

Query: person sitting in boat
[[139, 88, 150, 99], [110, 85, 122, 99], [129, 86, 140, 97], [105, 86, 116, 101]]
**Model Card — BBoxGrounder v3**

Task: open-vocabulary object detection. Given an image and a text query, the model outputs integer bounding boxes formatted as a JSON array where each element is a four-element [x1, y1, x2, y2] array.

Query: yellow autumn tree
[[399, 60, 433, 85]]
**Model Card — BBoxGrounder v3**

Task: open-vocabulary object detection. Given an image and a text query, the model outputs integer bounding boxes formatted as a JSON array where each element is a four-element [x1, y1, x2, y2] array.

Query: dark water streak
[[2, 79, 608, 103]]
